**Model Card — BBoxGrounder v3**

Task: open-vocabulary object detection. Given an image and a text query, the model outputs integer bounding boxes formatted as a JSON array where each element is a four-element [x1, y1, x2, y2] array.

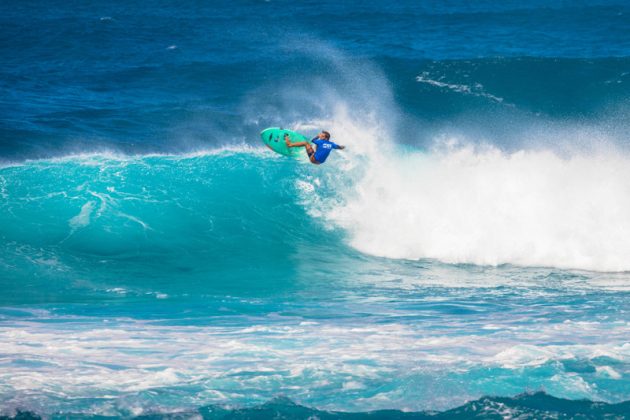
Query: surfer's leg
[[287, 141, 308, 148], [284, 134, 307, 148]]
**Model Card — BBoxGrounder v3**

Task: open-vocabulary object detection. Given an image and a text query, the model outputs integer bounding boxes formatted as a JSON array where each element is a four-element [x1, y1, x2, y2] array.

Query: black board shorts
[[307, 149, 320, 164]]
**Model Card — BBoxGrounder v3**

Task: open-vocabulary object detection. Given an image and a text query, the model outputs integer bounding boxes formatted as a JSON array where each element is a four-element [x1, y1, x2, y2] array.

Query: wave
[[2, 143, 630, 290], [3, 47, 630, 273], [261, 87, 630, 272], [0, 150, 338, 302], [244, 51, 630, 272]]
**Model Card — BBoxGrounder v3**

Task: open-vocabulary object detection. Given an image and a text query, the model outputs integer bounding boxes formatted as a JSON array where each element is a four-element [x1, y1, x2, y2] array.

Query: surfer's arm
[[333, 143, 345, 150]]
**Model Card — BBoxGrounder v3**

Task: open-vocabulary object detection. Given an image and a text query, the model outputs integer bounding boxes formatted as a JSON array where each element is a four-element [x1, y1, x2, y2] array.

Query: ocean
[[1, 0, 630, 418]]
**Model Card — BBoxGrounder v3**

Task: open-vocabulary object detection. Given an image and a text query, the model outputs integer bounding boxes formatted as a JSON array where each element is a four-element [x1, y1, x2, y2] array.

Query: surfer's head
[[320, 131, 331, 140]]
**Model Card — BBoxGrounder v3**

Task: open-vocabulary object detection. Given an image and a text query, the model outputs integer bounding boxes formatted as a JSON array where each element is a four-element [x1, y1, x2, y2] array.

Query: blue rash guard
[[311, 137, 341, 163]]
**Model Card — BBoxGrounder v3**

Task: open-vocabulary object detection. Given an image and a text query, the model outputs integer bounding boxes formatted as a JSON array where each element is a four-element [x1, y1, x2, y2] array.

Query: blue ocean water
[[1, 0, 630, 418]]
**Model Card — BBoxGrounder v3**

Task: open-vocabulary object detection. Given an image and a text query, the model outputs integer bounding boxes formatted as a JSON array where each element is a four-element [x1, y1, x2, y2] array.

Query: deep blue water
[[1, 1, 630, 418]]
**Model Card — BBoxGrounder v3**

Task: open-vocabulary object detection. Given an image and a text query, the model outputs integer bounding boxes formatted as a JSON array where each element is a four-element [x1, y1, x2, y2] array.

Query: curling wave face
[[0, 149, 340, 303]]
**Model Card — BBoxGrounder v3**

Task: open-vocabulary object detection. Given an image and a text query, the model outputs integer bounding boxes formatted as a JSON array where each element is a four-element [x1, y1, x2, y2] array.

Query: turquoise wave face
[[0, 152, 346, 305]]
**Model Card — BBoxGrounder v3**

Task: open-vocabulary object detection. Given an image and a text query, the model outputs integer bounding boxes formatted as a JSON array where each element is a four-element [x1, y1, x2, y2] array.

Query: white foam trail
[[416, 73, 505, 103]]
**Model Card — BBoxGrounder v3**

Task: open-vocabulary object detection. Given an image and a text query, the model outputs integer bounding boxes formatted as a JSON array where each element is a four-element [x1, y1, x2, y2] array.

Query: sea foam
[[297, 104, 630, 272]]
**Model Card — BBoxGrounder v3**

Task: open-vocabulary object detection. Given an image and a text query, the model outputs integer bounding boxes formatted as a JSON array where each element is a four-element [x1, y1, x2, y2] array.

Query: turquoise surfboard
[[260, 127, 309, 158]]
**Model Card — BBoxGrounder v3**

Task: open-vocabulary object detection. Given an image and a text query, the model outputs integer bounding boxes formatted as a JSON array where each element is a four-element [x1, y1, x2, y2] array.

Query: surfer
[[284, 131, 345, 165]]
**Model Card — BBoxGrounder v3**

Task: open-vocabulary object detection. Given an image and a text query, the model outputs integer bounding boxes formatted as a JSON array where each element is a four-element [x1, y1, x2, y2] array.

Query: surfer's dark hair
[[322, 131, 330, 140]]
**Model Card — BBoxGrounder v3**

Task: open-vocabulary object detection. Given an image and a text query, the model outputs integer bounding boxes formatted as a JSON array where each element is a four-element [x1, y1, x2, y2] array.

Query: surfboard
[[260, 127, 309, 158]]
